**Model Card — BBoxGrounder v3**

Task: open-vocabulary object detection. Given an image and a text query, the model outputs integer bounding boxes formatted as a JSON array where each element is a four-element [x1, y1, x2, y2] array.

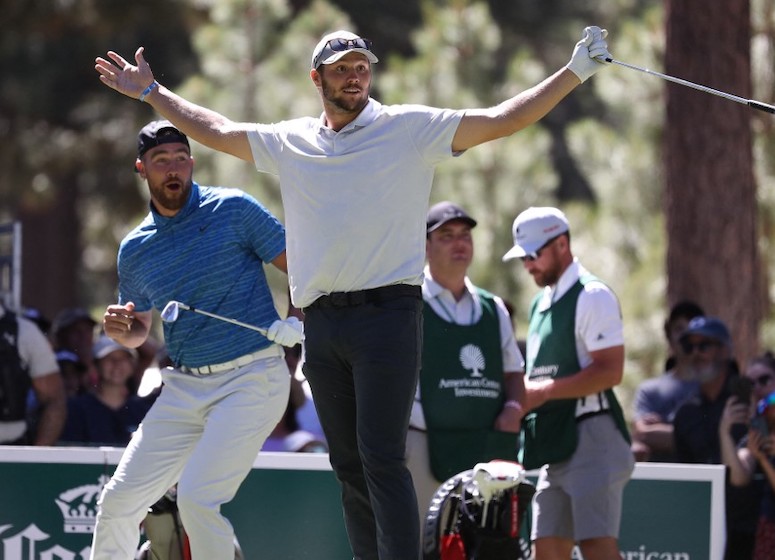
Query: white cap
[[93, 334, 137, 360], [311, 30, 379, 69], [502, 207, 570, 261]]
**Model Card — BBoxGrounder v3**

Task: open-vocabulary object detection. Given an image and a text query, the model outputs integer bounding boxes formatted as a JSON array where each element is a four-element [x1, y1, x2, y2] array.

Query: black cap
[[426, 201, 477, 233], [137, 120, 190, 158], [51, 307, 96, 338]]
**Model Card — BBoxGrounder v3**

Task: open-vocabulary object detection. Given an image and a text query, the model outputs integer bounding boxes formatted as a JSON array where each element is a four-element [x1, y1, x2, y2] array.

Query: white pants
[[90, 349, 289, 560]]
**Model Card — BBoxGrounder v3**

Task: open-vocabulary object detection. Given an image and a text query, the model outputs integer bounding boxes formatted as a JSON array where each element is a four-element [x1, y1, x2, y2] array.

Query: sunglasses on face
[[314, 38, 373, 68], [519, 234, 563, 263], [750, 373, 775, 388], [680, 340, 720, 354]]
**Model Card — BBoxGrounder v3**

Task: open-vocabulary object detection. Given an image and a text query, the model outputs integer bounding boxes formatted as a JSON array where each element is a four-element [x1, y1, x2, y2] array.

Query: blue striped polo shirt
[[117, 182, 286, 368]]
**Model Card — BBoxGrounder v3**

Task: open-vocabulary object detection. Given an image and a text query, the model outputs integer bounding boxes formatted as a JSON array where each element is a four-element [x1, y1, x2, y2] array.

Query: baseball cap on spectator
[[93, 334, 137, 361], [502, 207, 570, 262], [56, 349, 87, 371], [678, 316, 731, 346], [22, 307, 51, 335], [137, 120, 190, 159], [51, 308, 97, 339], [311, 30, 379, 69], [426, 201, 477, 233]]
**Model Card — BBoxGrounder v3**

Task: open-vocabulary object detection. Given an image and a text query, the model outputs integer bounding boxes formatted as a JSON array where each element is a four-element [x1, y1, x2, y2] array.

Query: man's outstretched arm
[[95, 47, 254, 162], [452, 26, 610, 152]]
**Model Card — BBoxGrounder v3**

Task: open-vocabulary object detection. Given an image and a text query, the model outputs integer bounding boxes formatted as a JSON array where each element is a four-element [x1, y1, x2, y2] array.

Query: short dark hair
[[663, 300, 705, 339]]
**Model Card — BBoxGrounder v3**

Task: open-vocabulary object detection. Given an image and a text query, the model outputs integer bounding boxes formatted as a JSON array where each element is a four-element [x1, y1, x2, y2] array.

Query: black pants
[[303, 288, 422, 560]]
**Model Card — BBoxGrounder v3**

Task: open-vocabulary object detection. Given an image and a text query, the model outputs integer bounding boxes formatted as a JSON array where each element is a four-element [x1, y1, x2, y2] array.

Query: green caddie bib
[[420, 289, 518, 481], [520, 275, 630, 469]]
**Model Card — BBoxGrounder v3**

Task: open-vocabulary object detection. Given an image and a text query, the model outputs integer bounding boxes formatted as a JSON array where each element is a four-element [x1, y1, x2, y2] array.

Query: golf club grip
[[749, 100, 775, 114]]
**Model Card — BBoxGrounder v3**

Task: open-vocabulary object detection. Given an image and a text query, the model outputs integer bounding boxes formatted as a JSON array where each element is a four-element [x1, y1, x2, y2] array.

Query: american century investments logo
[[459, 344, 485, 377], [434, 343, 501, 398]]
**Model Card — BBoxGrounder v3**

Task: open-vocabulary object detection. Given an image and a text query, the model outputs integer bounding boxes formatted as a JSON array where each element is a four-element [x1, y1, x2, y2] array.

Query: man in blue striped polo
[[89, 120, 303, 559]]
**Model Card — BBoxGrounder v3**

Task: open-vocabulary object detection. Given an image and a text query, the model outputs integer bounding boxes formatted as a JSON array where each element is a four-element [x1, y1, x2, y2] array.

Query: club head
[[160, 301, 181, 323]]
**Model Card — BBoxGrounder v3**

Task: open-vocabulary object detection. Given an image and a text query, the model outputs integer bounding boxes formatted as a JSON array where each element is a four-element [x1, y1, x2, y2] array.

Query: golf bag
[[422, 460, 535, 560], [136, 487, 244, 560]]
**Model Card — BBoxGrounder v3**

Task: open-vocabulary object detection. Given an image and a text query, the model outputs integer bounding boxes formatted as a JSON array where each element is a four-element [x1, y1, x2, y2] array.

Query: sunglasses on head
[[519, 233, 564, 263], [314, 38, 373, 68], [680, 339, 720, 354]]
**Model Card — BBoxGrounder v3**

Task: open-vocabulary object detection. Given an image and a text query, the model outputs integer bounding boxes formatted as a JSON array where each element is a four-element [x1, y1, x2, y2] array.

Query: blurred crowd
[[0, 303, 325, 454]]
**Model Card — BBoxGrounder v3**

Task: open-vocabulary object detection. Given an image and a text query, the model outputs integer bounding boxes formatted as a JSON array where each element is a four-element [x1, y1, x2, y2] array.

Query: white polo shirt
[[247, 99, 465, 308]]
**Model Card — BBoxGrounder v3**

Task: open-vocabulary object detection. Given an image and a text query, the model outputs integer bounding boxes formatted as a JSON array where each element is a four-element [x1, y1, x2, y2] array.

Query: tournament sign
[[0, 447, 350, 560], [0, 448, 723, 560]]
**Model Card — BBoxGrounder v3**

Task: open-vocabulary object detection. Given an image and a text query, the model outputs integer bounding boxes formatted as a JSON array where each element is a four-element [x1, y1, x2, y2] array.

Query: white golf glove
[[266, 317, 304, 347], [566, 26, 611, 83]]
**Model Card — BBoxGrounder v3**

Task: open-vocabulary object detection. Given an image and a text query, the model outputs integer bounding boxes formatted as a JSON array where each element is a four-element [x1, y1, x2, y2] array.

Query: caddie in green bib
[[421, 288, 519, 480], [521, 275, 630, 470]]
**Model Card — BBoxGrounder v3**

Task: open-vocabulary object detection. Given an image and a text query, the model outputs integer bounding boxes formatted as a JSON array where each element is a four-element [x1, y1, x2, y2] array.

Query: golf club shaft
[[186, 306, 268, 336], [606, 57, 775, 114]]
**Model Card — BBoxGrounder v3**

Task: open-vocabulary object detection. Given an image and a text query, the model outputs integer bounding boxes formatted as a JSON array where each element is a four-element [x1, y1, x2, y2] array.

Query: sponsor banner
[[0, 448, 723, 560]]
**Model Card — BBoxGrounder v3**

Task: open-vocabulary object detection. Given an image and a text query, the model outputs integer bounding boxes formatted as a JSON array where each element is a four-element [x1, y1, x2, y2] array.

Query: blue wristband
[[139, 81, 159, 103]]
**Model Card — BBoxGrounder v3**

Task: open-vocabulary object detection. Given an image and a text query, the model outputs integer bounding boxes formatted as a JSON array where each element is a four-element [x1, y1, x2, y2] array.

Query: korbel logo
[[0, 474, 107, 559], [55, 474, 108, 533]]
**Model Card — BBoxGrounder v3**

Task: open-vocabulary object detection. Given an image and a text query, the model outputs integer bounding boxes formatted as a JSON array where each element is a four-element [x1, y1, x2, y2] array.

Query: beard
[[687, 360, 723, 383], [531, 260, 563, 288], [150, 177, 192, 214], [320, 76, 369, 115]]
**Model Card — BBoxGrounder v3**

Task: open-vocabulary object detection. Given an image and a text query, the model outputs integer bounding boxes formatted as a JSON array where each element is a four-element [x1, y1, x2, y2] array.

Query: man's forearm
[[144, 84, 252, 161], [34, 400, 66, 445]]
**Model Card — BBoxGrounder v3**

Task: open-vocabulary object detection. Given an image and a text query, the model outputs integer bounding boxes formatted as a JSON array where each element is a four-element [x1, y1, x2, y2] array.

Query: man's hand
[[566, 26, 611, 83], [103, 302, 150, 348], [524, 378, 553, 412], [266, 317, 304, 347], [719, 395, 751, 436], [95, 47, 156, 100], [747, 429, 774, 461], [104, 302, 136, 337], [494, 404, 523, 433]]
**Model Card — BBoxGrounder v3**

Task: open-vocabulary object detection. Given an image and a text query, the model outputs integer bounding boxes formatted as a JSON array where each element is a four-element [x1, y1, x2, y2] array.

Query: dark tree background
[[664, 0, 763, 364]]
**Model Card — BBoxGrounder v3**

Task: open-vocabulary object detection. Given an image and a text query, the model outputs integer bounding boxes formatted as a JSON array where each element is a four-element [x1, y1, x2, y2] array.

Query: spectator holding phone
[[721, 353, 775, 560], [672, 316, 759, 559]]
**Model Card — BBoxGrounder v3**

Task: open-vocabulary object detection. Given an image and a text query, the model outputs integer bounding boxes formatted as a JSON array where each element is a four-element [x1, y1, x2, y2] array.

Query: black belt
[[306, 284, 421, 310]]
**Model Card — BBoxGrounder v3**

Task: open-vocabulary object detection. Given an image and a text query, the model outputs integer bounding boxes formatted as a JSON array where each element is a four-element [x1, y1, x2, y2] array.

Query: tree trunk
[[18, 170, 81, 321], [664, 0, 763, 365]]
